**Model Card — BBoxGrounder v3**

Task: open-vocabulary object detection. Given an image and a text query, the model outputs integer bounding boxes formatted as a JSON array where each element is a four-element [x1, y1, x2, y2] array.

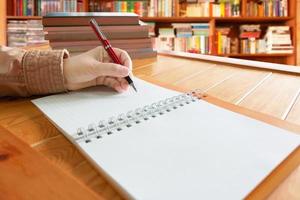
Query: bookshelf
[[0, 0, 298, 65], [0, 0, 6, 45]]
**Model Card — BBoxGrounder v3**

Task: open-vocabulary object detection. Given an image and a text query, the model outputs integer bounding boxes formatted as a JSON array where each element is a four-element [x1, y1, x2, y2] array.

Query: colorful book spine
[[149, 0, 178, 17], [246, 0, 288, 17], [14, 0, 79, 16], [89, 1, 148, 17], [156, 24, 211, 54], [212, 0, 240, 17]]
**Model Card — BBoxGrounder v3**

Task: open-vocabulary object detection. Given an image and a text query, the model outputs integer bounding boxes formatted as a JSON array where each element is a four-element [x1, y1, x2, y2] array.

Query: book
[[156, 23, 211, 54], [246, 0, 288, 17], [89, 0, 148, 17], [43, 12, 140, 26], [148, 0, 180, 17], [49, 38, 153, 49], [212, 0, 240, 17], [216, 26, 232, 54], [7, 20, 48, 47], [43, 12, 156, 59], [45, 25, 150, 41], [264, 26, 293, 54], [32, 78, 300, 200]]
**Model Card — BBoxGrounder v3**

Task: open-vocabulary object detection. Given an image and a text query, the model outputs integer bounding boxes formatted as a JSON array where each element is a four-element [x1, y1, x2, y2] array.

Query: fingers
[[112, 48, 132, 70], [117, 77, 129, 91], [99, 76, 124, 93], [92, 61, 129, 77]]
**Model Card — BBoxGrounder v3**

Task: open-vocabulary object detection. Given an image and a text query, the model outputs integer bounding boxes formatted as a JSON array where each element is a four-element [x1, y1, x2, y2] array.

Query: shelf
[[218, 53, 294, 57], [214, 16, 293, 22], [140, 16, 293, 23], [140, 17, 211, 23], [7, 16, 43, 20]]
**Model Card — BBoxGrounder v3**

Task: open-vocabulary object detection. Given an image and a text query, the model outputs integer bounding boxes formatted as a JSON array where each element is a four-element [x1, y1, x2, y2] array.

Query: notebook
[[32, 78, 300, 200]]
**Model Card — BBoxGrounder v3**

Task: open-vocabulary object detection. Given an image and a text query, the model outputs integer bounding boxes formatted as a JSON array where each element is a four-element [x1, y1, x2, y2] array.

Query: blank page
[[32, 78, 180, 137]]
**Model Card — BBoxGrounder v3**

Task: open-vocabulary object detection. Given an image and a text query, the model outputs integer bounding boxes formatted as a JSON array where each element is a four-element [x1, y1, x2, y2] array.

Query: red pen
[[89, 18, 137, 92]]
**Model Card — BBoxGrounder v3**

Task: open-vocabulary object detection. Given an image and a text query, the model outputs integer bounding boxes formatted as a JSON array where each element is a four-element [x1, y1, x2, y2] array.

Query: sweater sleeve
[[0, 45, 69, 97]]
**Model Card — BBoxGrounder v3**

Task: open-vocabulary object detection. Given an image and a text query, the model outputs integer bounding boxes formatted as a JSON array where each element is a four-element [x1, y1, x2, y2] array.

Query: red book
[[19, 0, 23, 16], [239, 32, 261, 39]]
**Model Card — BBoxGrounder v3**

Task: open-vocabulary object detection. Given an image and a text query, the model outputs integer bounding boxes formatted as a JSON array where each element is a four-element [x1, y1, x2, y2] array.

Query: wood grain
[[205, 69, 271, 104], [133, 55, 192, 77], [286, 93, 300, 125], [150, 60, 215, 85], [7, 115, 60, 146], [238, 73, 300, 119], [0, 126, 101, 200], [173, 64, 239, 91], [71, 161, 124, 200], [0, 100, 41, 128]]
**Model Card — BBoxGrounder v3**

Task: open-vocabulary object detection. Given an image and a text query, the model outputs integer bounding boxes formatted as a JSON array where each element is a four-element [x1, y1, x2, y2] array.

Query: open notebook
[[33, 78, 300, 200]]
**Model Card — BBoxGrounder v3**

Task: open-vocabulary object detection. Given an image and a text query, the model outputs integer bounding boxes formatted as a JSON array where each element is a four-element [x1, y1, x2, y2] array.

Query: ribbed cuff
[[22, 49, 69, 95]]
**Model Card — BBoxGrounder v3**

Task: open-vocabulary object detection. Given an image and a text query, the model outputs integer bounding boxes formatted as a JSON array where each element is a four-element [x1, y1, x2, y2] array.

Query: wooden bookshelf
[[0, 0, 298, 65], [0, 0, 6, 45], [6, 16, 43, 20], [140, 0, 297, 65], [141, 16, 294, 23]]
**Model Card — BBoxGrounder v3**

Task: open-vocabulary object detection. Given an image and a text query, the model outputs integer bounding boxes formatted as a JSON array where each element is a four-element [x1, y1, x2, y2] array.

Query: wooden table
[[1, 54, 300, 199]]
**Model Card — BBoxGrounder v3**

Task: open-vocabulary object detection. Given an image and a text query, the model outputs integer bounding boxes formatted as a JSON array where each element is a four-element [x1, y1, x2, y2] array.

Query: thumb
[[93, 62, 129, 77]]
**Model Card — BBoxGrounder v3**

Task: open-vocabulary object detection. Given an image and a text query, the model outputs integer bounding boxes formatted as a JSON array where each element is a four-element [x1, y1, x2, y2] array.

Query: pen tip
[[131, 83, 137, 92]]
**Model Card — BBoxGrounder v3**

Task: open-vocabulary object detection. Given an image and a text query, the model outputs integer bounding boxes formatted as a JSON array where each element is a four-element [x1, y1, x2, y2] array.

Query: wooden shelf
[[141, 16, 293, 23], [218, 53, 294, 58], [7, 16, 42, 20], [140, 17, 211, 23], [214, 16, 293, 22]]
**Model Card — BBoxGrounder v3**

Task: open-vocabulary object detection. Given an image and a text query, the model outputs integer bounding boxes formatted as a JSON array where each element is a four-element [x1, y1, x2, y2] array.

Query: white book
[[32, 78, 300, 200]]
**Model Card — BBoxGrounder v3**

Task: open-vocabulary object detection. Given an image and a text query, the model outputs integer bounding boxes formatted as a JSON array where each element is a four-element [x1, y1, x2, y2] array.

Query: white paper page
[[32, 78, 180, 137], [78, 100, 300, 200]]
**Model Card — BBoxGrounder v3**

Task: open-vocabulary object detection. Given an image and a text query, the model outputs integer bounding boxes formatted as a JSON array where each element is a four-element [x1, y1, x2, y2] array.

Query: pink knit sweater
[[0, 46, 69, 97]]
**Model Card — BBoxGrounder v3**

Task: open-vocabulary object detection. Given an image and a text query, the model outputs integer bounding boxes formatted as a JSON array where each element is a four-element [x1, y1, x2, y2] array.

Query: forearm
[[0, 45, 68, 97]]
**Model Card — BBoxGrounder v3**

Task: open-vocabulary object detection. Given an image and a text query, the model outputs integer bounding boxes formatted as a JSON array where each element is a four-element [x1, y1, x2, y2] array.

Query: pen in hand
[[89, 18, 137, 92]]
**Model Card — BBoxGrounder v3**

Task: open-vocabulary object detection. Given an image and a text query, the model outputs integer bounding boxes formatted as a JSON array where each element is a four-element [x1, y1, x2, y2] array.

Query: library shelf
[[7, 16, 43, 20], [217, 53, 294, 58]]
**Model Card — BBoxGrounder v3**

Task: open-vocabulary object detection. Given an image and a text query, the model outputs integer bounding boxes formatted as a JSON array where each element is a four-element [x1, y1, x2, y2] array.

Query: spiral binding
[[72, 91, 201, 144]]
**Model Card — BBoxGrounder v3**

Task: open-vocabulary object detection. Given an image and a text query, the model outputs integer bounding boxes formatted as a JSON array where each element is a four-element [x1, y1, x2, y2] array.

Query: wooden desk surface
[[1, 55, 300, 199]]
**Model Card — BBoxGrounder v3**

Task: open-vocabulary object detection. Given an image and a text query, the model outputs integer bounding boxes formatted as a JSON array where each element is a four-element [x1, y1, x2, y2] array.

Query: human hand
[[63, 46, 132, 92]]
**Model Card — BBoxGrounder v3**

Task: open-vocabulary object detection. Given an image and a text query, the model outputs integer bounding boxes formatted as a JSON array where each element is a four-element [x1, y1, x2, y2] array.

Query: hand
[[63, 46, 132, 92]]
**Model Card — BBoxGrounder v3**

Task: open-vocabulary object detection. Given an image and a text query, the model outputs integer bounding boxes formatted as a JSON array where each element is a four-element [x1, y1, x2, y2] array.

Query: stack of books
[[264, 26, 293, 54], [157, 28, 175, 51], [212, 0, 240, 17], [176, 23, 210, 54], [246, 0, 288, 17], [43, 12, 156, 59], [216, 27, 232, 54], [239, 24, 265, 54], [173, 23, 192, 52], [89, 0, 148, 16], [7, 20, 48, 48], [185, 1, 210, 17], [156, 23, 211, 54]]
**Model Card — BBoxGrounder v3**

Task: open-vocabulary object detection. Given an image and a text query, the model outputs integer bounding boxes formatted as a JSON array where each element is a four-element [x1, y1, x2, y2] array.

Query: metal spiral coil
[[72, 92, 201, 144]]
